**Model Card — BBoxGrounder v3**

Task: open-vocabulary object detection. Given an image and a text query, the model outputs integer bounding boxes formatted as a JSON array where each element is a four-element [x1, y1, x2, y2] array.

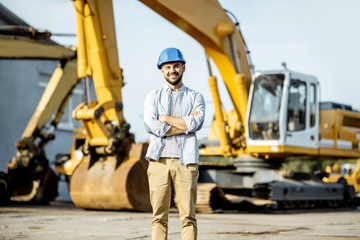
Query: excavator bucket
[[69, 143, 152, 211]]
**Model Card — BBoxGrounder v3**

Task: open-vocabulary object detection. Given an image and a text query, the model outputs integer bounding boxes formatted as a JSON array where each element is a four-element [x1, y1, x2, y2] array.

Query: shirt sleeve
[[182, 92, 205, 134], [144, 91, 171, 138]]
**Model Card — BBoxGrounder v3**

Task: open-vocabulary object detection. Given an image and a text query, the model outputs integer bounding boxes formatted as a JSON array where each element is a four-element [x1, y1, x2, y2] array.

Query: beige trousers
[[147, 158, 198, 240]]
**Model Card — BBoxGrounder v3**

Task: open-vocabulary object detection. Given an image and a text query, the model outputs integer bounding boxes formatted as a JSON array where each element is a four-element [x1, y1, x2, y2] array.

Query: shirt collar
[[163, 83, 186, 93]]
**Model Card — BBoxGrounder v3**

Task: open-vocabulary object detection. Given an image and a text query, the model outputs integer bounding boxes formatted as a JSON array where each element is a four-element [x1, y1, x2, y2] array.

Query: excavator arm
[[6, 58, 78, 203], [72, 0, 126, 147], [58, 0, 151, 211], [0, 21, 78, 203], [2, 0, 147, 208]]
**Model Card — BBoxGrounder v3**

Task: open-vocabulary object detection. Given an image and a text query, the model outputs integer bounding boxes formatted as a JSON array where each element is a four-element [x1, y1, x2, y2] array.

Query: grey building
[[0, 3, 82, 201]]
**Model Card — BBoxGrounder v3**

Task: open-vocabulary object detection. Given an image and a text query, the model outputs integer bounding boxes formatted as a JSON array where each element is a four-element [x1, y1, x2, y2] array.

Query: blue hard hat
[[157, 48, 186, 69]]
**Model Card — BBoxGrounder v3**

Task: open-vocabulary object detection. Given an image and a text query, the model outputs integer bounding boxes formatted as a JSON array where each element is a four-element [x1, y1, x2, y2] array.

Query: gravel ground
[[0, 202, 359, 240]]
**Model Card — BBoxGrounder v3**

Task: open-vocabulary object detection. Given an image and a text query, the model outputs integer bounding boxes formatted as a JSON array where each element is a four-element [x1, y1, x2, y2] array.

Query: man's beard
[[165, 72, 183, 86]]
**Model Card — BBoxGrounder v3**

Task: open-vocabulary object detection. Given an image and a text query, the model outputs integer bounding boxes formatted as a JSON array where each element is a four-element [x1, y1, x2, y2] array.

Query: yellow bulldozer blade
[[69, 143, 151, 211]]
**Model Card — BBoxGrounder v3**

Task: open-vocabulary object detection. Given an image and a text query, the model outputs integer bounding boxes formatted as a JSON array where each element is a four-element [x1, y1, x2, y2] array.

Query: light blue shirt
[[144, 84, 205, 165]]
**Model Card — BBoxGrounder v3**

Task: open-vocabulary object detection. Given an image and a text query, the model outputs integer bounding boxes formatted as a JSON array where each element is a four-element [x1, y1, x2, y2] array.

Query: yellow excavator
[[323, 159, 360, 193], [2, 0, 359, 212], [140, 0, 360, 210]]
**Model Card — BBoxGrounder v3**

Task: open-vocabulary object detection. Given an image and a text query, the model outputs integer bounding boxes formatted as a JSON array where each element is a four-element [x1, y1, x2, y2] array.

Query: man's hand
[[189, 110, 199, 117], [159, 109, 199, 124], [158, 115, 168, 123], [158, 115, 187, 131], [159, 109, 200, 137], [164, 127, 184, 137]]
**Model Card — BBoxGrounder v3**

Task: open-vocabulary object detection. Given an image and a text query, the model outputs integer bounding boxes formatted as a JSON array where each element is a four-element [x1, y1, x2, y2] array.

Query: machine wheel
[[338, 178, 347, 185], [0, 171, 9, 204]]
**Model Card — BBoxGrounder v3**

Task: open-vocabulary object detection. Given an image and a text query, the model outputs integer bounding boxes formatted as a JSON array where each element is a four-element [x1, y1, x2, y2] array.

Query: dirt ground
[[0, 202, 359, 240]]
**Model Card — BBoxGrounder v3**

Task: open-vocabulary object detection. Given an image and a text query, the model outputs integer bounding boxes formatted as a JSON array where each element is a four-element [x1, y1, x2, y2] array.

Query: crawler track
[[196, 182, 359, 213]]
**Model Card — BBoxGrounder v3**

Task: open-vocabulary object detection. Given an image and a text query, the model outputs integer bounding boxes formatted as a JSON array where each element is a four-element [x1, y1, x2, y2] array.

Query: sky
[[2, 0, 360, 142]]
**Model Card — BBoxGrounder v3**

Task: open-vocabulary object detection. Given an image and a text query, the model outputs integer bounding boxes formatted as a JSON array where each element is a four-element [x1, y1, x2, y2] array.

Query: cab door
[[284, 74, 319, 151]]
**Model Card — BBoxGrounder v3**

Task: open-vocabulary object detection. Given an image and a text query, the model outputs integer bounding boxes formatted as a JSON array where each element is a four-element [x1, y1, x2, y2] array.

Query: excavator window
[[287, 79, 307, 131], [248, 74, 284, 140], [310, 83, 317, 127]]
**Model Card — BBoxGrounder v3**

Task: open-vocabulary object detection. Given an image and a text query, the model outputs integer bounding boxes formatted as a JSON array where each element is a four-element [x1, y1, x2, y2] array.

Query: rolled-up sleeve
[[144, 91, 171, 138], [182, 92, 205, 134]]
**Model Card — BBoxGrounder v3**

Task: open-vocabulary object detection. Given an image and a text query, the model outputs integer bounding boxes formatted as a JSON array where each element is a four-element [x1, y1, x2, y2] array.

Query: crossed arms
[[159, 110, 200, 136], [144, 91, 205, 138]]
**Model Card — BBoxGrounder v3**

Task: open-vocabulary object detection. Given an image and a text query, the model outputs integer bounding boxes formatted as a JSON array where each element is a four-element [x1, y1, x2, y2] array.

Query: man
[[144, 47, 205, 240]]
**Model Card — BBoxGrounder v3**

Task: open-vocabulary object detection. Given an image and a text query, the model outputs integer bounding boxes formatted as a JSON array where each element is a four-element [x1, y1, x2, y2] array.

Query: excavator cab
[[246, 70, 320, 158]]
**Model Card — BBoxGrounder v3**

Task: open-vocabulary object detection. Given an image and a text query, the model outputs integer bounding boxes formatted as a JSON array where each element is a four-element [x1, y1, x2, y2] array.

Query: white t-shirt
[[160, 90, 180, 158]]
